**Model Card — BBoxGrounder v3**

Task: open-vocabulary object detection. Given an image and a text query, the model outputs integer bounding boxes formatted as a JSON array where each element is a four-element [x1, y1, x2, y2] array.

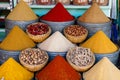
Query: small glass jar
[[73, 0, 88, 5], [93, 0, 109, 6], [36, 0, 52, 5], [55, 0, 71, 5]]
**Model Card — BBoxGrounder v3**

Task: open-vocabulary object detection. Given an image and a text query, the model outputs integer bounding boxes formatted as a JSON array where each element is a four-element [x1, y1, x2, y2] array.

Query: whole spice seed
[[67, 47, 94, 67], [65, 25, 87, 36], [20, 48, 48, 65]]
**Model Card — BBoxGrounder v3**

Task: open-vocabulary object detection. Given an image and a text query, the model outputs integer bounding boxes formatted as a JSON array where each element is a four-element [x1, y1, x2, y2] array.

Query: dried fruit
[[27, 22, 49, 35], [26, 22, 51, 42]]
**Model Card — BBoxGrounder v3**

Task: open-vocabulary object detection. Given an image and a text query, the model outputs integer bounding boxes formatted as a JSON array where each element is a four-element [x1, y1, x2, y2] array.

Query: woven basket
[[26, 24, 51, 43], [19, 50, 49, 72], [66, 47, 95, 72], [64, 26, 88, 43]]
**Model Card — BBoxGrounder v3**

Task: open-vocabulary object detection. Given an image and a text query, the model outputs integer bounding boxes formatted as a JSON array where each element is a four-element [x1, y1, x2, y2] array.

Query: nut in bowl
[[19, 48, 49, 72], [66, 47, 95, 72], [64, 25, 88, 43], [26, 22, 51, 42]]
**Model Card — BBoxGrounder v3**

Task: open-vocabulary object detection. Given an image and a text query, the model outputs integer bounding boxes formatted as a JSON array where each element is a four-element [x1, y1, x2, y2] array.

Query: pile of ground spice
[[0, 58, 33, 80], [83, 57, 120, 80], [6, 0, 38, 21], [41, 2, 74, 22], [81, 30, 118, 54], [0, 25, 35, 51], [36, 55, 81, 80], [78, 2, 110, 23]]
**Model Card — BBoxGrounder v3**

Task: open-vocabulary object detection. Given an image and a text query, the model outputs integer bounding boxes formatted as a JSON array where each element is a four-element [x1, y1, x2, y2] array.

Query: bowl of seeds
[[66, 47, 95, 72], [64, 25, 88, 43], [19, 48, 49, 72]]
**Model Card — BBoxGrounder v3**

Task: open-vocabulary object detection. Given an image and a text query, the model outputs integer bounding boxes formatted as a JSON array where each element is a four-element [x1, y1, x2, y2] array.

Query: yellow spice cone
[[6, 0, 38, 21], [80, 30, 118, 54], [0, 58, 34, 80], [0, 25, 35, 51]]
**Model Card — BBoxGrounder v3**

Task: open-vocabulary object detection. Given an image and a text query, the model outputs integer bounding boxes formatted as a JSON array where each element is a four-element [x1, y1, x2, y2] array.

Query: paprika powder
[[41, 2, 74, 22], [36, 55, 81, 80]]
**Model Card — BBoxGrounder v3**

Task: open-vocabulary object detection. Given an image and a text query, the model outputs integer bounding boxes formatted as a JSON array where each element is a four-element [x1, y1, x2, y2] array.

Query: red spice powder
[[41, 3, 74, 22], [36, 55, 81, 80]]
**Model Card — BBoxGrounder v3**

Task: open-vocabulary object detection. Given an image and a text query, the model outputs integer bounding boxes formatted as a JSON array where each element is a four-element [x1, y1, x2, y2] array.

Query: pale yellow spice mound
[[81, 30, 118, 54], [78, 2, 110, 23], [83, 57, 120, 80], [0, 58, 34, 80], [6, 0, 38, 21], [0, 25, 35, 51]]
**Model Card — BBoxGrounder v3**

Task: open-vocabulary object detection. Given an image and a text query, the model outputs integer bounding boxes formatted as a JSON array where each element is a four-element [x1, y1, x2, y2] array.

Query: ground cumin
[[36, 55, 81, 80], [41, 2, 74, 22], [6, 0, 38, 21]]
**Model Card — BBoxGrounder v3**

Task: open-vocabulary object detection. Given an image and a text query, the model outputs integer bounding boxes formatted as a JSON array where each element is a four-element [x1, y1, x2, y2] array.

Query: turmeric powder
[[81, 30, 118, 53], [0, 25, 35, 51], [0, 58, 34, 80]]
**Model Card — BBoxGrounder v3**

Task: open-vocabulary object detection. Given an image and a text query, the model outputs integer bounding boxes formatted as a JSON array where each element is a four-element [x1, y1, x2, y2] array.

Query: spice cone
[[6, 0, 38, 21], [36, 55, 81, 80], [83, 57, 120, 80], [78, 2, 110, 23], [0, 58, 34, 80]]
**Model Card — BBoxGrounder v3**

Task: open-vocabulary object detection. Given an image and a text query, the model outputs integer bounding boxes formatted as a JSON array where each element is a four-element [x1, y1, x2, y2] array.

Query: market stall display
[[0, 0, 119, 79]]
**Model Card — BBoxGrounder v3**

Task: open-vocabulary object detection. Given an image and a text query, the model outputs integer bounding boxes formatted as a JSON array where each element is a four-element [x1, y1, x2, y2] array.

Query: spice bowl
[[19, 48, 49, 72], [77, 20, 112, 38], [40, 19, 75, 33], [66, 47, 95, 72], [64, 25, 88, 43], [26, 22, 51, 42], [0, 49, 20, 64], [95, 48, 120, 65]]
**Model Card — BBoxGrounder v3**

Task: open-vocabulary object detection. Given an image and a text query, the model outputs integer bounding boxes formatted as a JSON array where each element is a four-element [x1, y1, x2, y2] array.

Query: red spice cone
[[36, 55, 81, 80], [41, 2, 74, 22]]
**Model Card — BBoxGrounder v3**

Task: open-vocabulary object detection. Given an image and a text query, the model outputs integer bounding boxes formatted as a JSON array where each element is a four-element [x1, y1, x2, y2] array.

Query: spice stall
[[0, 0, 120, 80]]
